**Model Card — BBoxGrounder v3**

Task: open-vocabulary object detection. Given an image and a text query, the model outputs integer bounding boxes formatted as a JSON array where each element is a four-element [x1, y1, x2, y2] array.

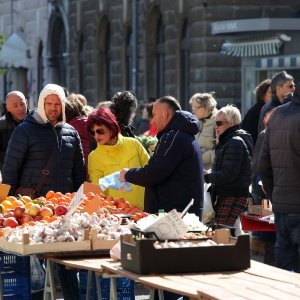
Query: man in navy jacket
[[120, 96, 204, 217]]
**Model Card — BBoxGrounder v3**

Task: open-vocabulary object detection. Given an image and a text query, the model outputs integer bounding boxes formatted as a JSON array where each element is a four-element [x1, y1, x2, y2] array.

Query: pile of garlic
[[4, 212, 133, 244], [153, 239, 217, 249]]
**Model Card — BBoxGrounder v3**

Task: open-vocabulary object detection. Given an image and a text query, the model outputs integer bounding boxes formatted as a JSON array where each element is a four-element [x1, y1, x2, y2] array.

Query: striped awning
[[220, 34, 291, 57]]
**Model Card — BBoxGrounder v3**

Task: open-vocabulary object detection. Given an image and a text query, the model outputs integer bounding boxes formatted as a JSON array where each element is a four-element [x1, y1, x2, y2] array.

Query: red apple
[[19, 214, 33, 225], [35, 216, 43, 221], [27, 204, 41, 217], [3, 217, 18, 228], [55, 205, 68, 216], [14, 206, 25, 219]]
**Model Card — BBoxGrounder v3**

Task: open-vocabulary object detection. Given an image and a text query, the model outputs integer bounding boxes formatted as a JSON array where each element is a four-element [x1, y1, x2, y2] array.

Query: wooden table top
[[49, 257, 300, 299]]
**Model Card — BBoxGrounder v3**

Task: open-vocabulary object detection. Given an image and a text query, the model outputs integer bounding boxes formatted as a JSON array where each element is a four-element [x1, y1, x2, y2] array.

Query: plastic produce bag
[[99, 171, 132, 192], [30, 255, 45, 292], [202, 183, 215, 224]]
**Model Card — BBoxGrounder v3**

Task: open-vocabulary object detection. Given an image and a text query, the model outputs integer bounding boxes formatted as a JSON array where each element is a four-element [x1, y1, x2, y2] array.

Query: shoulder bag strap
[[35, 146, 57, 195]]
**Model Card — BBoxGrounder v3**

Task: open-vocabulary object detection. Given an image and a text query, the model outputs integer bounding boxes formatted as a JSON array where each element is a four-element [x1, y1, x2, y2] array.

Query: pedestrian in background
[[258, 71, 294, 133], [0, 91, 28, 170], [204, 105, 253, 236], [242, 79, 272, 145], [189, 92, 218, 170]]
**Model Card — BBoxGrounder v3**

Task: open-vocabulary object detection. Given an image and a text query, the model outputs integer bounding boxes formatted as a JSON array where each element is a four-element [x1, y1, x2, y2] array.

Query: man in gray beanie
[[2, 83, 85, 300]]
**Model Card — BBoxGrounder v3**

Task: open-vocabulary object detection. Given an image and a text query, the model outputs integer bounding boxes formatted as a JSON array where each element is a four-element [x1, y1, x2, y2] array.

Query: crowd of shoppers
[[0, 68, 299, 300]]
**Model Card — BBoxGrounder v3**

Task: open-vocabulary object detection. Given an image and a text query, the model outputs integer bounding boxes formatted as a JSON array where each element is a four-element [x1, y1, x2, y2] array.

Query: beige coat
[[195, 113, 216, 169]]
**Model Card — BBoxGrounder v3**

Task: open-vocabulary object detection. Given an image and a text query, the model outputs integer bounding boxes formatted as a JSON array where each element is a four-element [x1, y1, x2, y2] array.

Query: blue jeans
[[274, 213, 300, 273]]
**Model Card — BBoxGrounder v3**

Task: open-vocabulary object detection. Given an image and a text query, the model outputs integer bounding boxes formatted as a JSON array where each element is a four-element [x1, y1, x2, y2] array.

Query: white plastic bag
[[202, 183, 215, 224], [30, 255, 45, 292], [99, 171, 132, 192]]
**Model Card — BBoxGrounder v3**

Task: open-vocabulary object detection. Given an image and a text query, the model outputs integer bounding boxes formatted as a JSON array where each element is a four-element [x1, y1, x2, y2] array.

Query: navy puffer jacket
[[125, 110, 204, 217], [204, 125, 253, 197], [2, 111, 85, 196]]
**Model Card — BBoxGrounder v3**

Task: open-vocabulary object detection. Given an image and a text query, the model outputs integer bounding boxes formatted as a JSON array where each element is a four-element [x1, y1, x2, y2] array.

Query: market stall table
[[100, 259, 300, 300]]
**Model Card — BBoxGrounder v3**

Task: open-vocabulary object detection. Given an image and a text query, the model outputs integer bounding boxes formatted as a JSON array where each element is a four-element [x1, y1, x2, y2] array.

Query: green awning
[[220, 34, 291, 57]]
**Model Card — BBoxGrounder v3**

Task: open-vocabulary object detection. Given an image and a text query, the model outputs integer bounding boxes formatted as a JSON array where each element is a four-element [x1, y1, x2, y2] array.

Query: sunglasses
[[215, 120, 226, 127], [89, 129, 105, 136]]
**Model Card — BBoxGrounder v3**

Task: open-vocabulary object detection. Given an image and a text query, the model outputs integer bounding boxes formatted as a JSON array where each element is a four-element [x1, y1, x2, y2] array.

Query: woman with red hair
[[87, 107, 149, 210]]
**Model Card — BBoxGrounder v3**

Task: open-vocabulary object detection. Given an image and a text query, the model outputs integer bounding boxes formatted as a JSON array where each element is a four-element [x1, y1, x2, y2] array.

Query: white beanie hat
[[37, 83, 66, 123]]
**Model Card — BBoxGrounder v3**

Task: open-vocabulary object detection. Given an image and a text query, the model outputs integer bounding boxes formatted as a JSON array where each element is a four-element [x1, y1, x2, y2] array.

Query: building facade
[[0, 0, 300, 114]]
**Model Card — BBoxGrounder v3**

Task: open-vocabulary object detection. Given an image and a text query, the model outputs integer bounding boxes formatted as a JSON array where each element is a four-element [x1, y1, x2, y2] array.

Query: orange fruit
[[46, 190, 55, 200], [5, 196, 18, 202]]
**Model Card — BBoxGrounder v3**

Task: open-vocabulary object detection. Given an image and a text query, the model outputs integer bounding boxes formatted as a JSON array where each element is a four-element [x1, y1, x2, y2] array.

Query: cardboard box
[[248, 199, 273, 216], [0, 183, 11, 201], [121, 229, 250, 274]]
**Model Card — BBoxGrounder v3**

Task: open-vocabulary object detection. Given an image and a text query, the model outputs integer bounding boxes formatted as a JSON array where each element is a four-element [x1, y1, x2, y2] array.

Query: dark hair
[[271, 71, 294, 94], [255, 79, 271, 104], [157, 96, 181, 111], [87, 107, 120, 139], [65, 94, 87, 122], [110, 90, 137, 126], [146, 103, 154, 119]]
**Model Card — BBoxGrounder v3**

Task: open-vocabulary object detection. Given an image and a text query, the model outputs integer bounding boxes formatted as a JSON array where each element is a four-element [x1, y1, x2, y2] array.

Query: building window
[[37, 41, 44, 94], [126, 30, 133, 90], [78, 34, 84, 93], [105, 24, 112, 99], [180, 19, 190, 109], [156, 17, 164, 97]]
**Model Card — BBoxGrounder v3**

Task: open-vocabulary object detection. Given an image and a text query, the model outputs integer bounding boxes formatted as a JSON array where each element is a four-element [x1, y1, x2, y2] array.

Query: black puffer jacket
[[0, 112, 22, 170], [125, 110, 204, 217], [2, 111, 85, 196], [205, 125, 253, 197], [260, 95, 300, 213]]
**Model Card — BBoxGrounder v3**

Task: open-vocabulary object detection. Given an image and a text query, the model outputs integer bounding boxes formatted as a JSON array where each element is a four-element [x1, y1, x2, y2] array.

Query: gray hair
[[271, 71, 294, 94], [6, 91, 26, 102], [216, 105, 241, 126], [189, 92, 217, 113]]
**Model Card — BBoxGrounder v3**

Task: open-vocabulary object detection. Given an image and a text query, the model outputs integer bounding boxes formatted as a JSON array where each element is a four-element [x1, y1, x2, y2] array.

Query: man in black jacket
[[2, 83, 85, 299], [0, 91, 28, 170], [120, 95, 204, 217], [260, 90, 300, 273]]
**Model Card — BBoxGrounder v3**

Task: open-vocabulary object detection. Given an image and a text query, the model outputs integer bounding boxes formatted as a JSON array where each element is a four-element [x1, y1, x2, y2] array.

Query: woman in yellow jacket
[[87, 107, 149, 210]]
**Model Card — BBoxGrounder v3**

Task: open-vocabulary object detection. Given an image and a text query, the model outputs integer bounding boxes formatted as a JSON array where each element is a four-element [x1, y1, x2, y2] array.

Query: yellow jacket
[[88, 134, 149, 210]]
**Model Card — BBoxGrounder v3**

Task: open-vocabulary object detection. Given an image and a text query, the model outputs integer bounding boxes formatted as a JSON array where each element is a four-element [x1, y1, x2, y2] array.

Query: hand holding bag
[[202, 183, 215, 224]]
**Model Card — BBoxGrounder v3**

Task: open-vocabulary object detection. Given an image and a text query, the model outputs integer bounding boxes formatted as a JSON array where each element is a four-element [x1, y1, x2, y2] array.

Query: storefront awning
[[0, 32, 28, 68], [220, 34, 291, 57]]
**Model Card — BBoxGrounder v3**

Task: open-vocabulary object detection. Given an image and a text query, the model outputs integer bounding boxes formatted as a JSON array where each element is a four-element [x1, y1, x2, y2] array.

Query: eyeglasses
[[89, 129, 105, 136], [215, 120, 226, 127]]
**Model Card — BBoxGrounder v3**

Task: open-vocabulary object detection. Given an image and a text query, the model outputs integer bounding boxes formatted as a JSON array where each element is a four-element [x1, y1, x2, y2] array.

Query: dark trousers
[[56, 263, 79, 300], [274, 213, 300, 273]]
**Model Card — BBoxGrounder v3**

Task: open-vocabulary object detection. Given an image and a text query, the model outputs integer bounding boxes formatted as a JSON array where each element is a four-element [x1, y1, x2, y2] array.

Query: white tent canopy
[[0, 32, 28, 68]]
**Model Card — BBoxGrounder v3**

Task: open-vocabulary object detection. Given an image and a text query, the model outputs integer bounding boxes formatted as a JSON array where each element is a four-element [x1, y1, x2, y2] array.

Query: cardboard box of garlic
[[121, 228, 250, 274]]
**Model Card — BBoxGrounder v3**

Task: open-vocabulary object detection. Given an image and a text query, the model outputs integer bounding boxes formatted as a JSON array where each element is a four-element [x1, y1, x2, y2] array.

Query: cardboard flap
[[0, 183, 11, 201]]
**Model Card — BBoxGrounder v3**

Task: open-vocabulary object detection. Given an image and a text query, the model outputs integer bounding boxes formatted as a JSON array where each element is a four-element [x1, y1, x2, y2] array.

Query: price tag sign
[[63, 184, 84, 221], [145, 209, 189, 239]]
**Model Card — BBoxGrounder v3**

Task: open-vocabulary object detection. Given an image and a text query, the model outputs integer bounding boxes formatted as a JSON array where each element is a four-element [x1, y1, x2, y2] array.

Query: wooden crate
[[90, 228, 118, 251], [0, 230, 91, 255], [248, 199, 273, 216]]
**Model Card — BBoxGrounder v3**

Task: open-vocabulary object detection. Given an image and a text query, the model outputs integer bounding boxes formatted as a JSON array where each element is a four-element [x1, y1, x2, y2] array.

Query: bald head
[[6, 91, 28, 122]]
